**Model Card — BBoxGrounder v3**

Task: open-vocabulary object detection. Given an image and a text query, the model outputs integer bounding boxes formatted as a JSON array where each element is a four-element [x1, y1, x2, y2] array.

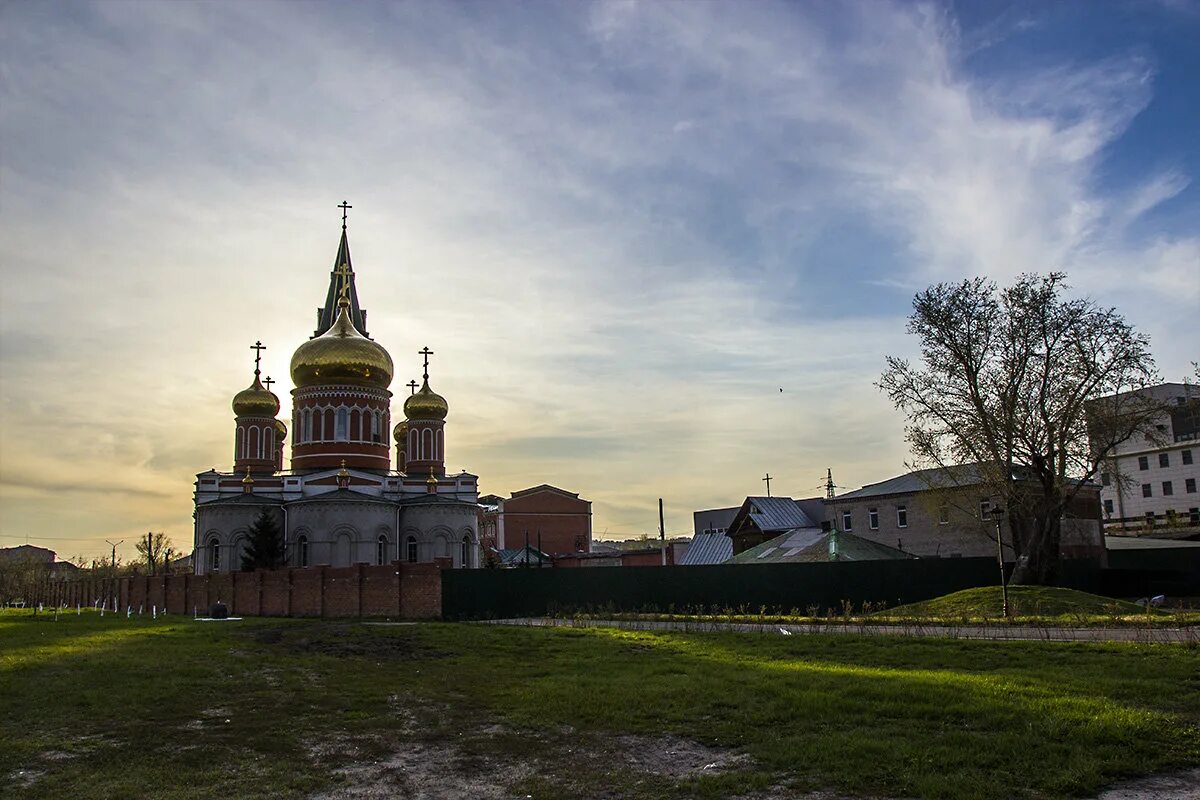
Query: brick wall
[[36, 561, 447, 620]]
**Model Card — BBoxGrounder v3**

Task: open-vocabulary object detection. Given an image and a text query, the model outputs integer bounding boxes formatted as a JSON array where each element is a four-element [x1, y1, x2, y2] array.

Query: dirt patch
[[612, 733, 750, 777], [1093, 769, 1200, 800], [7, 768, 45, 789]]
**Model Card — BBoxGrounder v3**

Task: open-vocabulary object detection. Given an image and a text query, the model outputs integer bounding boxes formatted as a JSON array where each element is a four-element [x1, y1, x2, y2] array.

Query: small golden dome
[[393, 419, 408, 443], [232, 375, 280, 418], [291, 299, 393, 390], [274, 419, 287, 439], [242, 466, 254, 485], [404, 379, 448, 421]]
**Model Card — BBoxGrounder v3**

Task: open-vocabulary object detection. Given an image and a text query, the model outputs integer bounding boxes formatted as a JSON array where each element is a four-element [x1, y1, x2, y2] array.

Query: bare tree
[[135, 532, 175, 575], [879, 273, 1161, 585]]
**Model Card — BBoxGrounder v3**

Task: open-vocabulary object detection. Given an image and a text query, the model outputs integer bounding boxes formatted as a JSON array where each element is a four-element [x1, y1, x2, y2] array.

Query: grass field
[[2, 610, 1198, 799]]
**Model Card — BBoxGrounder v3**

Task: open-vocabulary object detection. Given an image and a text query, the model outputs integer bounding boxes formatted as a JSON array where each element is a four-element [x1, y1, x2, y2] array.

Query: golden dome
[[404, 379, 448, 421], [274, 419, 288, 439], [232, 375, 280, 418], [393, 419, 408, 443], [291, 299, 393, 390]]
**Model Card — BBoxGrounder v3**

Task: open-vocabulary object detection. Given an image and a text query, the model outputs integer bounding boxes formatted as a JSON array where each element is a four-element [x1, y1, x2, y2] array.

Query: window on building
[[461, 536, 470, 568], [1187, 478, 1197, 494], [1180, 449, 1192, 465], [335, 407, 349, 441], [979, 499, 991, 519], [868, 508, 879, 530], [1160, 453, 1170, 468], [208, 538, 220, 572], [1163, 481, 1174, 496], [896, 505, 908, 528], [406, 536, 418, 564], [1142, 483, 1153, 498], [297, 536, 308, 568], [841, 511, 852, 531], [938, 505, 949, 525], [1138, 456, 1149, 471], [1101, 472, 1111, 486], [1103, 499, 1114, 515], [377, 535, 388, 566]]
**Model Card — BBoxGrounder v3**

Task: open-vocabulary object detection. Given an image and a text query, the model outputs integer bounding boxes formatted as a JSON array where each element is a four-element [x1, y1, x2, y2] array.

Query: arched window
[[409, 429, 418, 461], [324, 409, 334, 441], [297, 535, 308, 567], [436, 429, 443, 461], [422, 429, 432, 461], [264, 426, 274, 457], [208, 537, 221, 572], [377, 535, 388, 565], [461, 536, 470, 568], [372, 411, 381, 443], [249, 426, 260, 459], [235, 427, 244, 461], [406, 536, 418, 563], [303, 408, 313, 443], [335, 407, 348, 441], [350, 409, 361, 441]]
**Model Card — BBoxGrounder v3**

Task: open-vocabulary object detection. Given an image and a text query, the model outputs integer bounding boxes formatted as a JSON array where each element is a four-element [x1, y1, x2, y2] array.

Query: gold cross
[[333, 261, 352, 302]]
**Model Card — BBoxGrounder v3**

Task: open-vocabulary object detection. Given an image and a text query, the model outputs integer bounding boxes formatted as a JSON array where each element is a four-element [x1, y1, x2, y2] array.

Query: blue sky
[[1, 0, 1197, 559]]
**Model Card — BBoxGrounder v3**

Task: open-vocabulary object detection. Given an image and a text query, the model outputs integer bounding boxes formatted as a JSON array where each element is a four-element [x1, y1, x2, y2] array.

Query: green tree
[[879, 273, 1161, 585], [241, 509, 285, 571]]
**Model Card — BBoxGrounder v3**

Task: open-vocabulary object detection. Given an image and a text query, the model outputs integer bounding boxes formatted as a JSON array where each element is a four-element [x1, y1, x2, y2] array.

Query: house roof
[[728, 528, 915, 564], [734, 496, 818, 533], [496, 546, 551, 566], [509, 484, 582, 500], [834, 464, 1100, 502], [678, 532, 733, 565]]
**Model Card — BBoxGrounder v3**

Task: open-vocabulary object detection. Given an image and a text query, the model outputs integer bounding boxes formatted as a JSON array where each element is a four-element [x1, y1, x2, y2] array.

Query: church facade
[[192, 211, 480, 574]]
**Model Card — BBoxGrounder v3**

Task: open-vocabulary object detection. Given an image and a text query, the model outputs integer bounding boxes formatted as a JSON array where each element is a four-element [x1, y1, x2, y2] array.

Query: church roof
[[314, 227, 369, 338], [288, 488, 392, 505], [197, 493, 285, 506]]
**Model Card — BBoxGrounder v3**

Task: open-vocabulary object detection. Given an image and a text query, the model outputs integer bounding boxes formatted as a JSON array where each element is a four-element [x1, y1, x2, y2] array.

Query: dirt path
[[485, 617, 1197, 643]]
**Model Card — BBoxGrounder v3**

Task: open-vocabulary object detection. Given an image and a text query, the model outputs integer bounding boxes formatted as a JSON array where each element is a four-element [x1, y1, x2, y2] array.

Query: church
[[192, 207, 481, 574]]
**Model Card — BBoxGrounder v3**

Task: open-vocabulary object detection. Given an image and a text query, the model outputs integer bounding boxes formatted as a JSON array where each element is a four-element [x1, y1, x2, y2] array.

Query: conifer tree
[[241, 508, 285, 571]]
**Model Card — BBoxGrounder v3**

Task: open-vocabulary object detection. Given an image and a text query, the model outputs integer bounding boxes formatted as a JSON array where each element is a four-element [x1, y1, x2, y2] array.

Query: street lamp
[[990, 507, 1009, 618]]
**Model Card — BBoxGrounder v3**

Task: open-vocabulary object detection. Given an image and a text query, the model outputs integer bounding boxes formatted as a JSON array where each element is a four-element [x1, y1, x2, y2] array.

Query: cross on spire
[[407, 379, 419, 395], [250, 341, 266, 377], [338, 200, 352, 229], [263, 376, 274, 392], [419, 347, 434, 381], [762, 472, 773, 497], [333, 261, 353, 303]]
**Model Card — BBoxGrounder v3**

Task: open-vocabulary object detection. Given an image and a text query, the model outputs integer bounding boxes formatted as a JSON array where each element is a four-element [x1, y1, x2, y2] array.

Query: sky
[[1, 0, 1197, 561]]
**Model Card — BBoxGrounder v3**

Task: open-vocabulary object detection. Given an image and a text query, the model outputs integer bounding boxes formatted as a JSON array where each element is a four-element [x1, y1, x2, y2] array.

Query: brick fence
[[39, 560, 449, 619]]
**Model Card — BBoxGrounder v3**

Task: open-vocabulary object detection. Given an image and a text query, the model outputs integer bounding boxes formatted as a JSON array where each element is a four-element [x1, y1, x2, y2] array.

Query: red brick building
[[482, 485, 592, 556]]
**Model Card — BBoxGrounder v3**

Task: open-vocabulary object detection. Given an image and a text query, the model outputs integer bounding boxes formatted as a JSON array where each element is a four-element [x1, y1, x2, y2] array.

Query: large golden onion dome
[[393, 419, 408, 443], [291, 298, 393, 390], [232, 375, 280, 418], [403, 378, 448, 421], [274, 419, 288, 440]]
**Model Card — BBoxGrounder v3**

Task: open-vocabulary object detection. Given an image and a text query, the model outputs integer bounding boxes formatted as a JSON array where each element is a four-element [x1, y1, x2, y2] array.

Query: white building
[[192, 211, 481, 573], [1097, 382, 1200, 532]]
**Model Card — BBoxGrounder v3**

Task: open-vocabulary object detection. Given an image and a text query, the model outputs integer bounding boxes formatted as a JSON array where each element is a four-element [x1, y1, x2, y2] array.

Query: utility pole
[[658, 498, 666, 566], [105, 539, 123, 571], [990, 507, 1009, 618]]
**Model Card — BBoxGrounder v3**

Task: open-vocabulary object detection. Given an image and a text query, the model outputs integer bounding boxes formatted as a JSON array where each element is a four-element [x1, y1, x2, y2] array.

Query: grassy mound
[[877, 585, 1149, 619]]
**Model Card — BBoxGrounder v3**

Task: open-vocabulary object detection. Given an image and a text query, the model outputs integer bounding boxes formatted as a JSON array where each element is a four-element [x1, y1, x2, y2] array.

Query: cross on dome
[[338, 200, 352, 229], [407, 379, 419, 395], [250, 341, 266, 377], [333, 261, 353, 304], [263, 376, 274, 392]]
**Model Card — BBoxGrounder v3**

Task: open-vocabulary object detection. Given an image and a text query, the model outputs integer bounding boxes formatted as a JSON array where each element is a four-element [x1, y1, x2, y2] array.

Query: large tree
[[241, 509, 286, 571], [134, 532, 177, 575], [879, 273, 1161, 585]]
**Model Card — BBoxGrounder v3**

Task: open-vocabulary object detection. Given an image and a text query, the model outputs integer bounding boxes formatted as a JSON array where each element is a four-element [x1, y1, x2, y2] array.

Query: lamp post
[[990, 507, 1009, 618]]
